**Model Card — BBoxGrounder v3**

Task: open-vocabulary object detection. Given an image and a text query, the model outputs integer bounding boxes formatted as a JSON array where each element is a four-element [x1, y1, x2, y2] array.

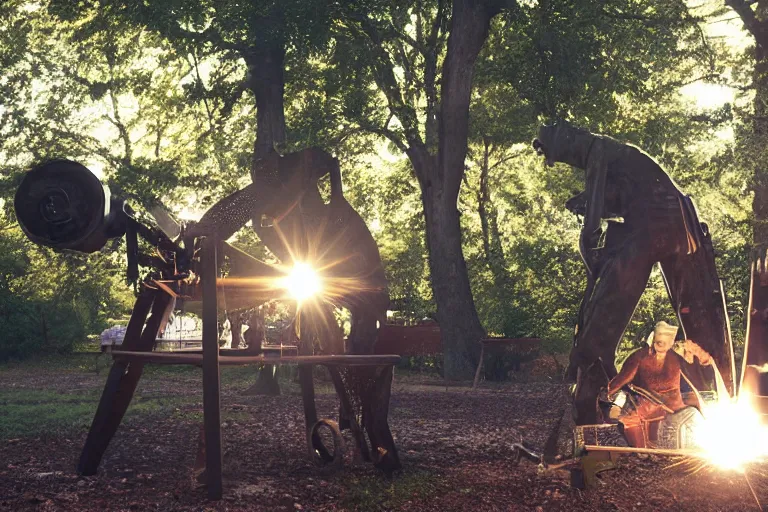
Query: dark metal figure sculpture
[[14, 152, 400, 498], [532, 121, 735, 425], [186, 147, 388, 355]]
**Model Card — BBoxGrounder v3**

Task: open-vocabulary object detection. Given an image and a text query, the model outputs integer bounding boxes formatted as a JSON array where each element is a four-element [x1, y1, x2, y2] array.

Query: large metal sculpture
[[14, 151, 400, 499], [185, 147, 389, 355], [532, 121, 735, 425]]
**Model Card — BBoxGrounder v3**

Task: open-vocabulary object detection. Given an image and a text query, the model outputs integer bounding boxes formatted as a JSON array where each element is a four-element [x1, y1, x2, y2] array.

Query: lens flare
[[281, 262, 321, 302]]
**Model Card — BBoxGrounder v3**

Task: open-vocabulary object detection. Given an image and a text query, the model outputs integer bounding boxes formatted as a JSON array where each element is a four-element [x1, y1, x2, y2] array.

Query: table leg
[[201, 237, 222, 500]]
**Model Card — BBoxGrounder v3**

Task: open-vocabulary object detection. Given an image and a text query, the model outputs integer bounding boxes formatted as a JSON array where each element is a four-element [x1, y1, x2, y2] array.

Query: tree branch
[[137, 2, 250, 58], [357, 119, 408, 153], [488, 148, 525, 171], [599, 7, 703, 27], [424, 0, 447, 151], [725, 0, 768, 46], [105, 51, 132, 165], [667, 72, 723, 88], [343, 13, 423, 146]]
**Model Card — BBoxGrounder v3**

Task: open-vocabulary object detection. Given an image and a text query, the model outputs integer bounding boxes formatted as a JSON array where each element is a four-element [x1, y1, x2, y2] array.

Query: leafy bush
[[0, 222, 134, 361]]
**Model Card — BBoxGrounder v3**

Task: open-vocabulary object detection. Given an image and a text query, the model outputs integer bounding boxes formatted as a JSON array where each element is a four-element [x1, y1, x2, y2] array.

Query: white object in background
[[100, 325, 127, 351]]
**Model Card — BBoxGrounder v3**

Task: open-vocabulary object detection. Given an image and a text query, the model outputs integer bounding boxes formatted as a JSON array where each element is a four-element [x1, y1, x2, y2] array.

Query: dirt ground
[[1, 356, 766, 511]]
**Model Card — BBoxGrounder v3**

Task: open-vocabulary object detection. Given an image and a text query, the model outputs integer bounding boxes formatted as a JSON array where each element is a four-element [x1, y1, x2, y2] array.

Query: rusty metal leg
[[362, 366, 401, 472], [201, 237, 223, 500], [77, 360, 131, 475], [78, 289, 172, 475], [298, 364, 332, 461]]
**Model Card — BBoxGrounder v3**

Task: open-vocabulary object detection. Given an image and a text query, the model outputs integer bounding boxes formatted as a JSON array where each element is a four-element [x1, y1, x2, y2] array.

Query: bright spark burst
[[693, 392, 768, 472], [281, 262, 322, 302]]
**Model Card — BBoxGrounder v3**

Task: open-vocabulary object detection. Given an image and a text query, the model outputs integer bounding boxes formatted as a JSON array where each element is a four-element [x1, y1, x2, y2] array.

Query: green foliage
[[0, 217, 133, 360]]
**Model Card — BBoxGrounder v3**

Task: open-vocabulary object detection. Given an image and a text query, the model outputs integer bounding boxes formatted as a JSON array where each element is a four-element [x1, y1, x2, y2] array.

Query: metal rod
[[583, 445, 698, 457], [744, 469, 763, 512], [111, 350, 401, 366], [201, 237, 223, 500]]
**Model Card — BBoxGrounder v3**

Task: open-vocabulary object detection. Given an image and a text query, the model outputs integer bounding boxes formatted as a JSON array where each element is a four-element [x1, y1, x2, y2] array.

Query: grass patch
[[339, 470, 442, 511], [0, 353, 339, 439], [0, 387, 101, 439], [0, 386, 196, 440], [0, 353, 108, 374]]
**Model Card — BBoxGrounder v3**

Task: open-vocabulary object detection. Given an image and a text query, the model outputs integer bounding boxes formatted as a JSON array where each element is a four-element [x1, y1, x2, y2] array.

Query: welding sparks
[[682, 362, 768, 473], [281, 262, 322, 302], [693, 392, 768, 472]]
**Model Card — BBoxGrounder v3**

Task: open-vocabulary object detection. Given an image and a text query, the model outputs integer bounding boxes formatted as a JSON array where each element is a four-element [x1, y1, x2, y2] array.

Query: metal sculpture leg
[[571, 241, 654, 424], [299, 364, 333, 461], [362, 366, 401, 472], [327, 365, 400, 471], [659, 251, 733, 393], [78, 289, 173, 475], [328, 367, 372, 462]]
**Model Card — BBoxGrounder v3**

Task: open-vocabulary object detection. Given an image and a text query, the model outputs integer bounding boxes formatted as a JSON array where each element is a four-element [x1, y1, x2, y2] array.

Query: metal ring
[[310, 419, 344, 467]]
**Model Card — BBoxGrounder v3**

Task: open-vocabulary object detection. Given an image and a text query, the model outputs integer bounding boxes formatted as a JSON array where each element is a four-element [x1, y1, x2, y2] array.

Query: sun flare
[[281, 262, 322, 302]]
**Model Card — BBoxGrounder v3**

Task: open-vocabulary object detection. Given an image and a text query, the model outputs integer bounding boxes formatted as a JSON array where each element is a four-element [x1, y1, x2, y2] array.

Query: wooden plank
[[111, 351, 401, 366], [201, 236, 223, 500]]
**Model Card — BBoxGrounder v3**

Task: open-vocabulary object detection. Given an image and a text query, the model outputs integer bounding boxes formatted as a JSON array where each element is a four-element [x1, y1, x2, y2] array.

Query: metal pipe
[[583, 444, 698, 457]]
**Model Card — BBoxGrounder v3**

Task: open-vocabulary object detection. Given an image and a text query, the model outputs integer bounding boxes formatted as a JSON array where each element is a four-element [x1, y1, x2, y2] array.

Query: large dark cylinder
[[14, 159, 125, 253]]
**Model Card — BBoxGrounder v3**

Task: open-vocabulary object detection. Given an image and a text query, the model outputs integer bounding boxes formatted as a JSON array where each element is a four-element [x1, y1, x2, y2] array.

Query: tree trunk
[[407, 0, 498, 379], [243, 41, 289, 393], [478, 140, 514, 297], [420, 172, 486, 378], [246, 45, 287, 162], [727, 1, 768, 243], [229, 311, 243, 349], [245, 43, 294, 262], [754, 38, 768, 245]]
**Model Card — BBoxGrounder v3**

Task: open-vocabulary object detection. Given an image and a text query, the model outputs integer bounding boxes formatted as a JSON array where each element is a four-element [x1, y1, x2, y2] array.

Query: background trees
[[0, 0, 754, 376]]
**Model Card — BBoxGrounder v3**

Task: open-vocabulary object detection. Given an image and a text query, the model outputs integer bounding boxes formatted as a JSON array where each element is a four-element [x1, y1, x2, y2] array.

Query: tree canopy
[[0, 0, 756, 376]]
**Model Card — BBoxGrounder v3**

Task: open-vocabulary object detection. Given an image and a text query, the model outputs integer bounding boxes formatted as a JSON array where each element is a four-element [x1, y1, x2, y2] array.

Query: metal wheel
[[310, 419, 344, 467]]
